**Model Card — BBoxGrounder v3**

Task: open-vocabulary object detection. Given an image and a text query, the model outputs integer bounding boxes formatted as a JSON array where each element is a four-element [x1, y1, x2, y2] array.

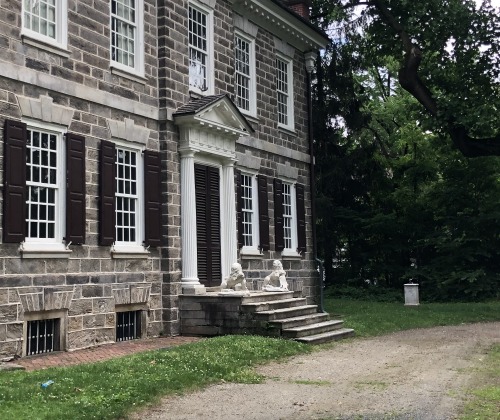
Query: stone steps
[[241, 298, 307, 312], [241, 291, 295, 303], [268, 312, 330, 329], [282, 320, 345, 338], [248, 296, 355, 345], [294, 328, 355, 345], [253, 305, 318, 321]]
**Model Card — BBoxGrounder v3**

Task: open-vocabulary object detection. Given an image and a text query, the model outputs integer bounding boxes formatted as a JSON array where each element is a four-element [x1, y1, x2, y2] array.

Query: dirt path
[[131, 322, 500, 420]]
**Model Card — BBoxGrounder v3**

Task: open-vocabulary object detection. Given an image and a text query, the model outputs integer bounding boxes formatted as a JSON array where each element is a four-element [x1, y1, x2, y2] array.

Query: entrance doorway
[[194, 163, 221, 287]]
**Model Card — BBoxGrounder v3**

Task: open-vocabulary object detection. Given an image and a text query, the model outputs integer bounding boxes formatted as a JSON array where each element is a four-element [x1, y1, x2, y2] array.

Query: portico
[[173, 95, 254, 294]]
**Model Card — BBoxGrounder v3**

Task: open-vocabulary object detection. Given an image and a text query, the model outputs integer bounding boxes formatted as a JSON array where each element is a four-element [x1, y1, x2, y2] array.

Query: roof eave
[[230, 0, 329, 51]]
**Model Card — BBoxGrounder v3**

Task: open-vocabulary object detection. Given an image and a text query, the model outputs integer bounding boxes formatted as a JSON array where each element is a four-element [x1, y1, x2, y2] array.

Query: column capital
[[179, 148, 197, 158]]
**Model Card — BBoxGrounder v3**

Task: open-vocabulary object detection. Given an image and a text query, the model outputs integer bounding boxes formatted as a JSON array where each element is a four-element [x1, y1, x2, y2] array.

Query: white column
[[180, 150, 205, 294], [221, 160, 238, 282]]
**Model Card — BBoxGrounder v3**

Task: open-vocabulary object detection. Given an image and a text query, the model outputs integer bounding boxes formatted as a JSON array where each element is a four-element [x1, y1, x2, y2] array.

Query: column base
[[182, 283, 207, 295]]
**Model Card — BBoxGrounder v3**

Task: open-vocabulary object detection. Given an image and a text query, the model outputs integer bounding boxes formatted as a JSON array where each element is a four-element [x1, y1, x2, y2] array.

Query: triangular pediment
[[174, 94, 254, 137]]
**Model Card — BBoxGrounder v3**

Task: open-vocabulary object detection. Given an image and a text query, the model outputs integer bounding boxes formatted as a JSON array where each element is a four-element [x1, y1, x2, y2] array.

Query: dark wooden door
[[195, 164, 221, 287]]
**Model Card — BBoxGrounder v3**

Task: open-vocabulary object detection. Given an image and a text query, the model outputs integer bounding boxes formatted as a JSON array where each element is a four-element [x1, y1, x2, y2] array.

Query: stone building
[[0, 0, 331, 358]]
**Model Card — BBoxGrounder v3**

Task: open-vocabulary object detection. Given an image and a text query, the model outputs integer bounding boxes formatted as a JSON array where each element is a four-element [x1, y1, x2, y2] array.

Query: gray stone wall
[[0, 0, 321, 358]]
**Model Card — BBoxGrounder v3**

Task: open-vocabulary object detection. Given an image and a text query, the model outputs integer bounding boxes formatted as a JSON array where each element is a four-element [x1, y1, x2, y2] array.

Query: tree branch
[[371, 0, 500, 157]]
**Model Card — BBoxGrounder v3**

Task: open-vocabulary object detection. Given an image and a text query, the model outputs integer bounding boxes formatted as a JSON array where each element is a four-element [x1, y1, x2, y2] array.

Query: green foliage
[[0, 336, 309, 420], [312, 0, 500, 301], [324, 298, 500, 337]]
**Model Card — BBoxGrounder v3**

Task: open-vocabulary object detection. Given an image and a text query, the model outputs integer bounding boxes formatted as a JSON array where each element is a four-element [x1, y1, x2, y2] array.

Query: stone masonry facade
[[0, 0, 327, 357]]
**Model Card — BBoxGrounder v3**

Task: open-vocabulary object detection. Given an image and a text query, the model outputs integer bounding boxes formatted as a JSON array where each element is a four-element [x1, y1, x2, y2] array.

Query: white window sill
[[21, 34, 70, 58], [278, 125, 297, 136], [281, 249, 302, 260], [240, 247, 264, 260], [20, 243, 72, 259], [239, 109, 258, 121], [111, 244, 150, 259], [110, 65, 147, 84]]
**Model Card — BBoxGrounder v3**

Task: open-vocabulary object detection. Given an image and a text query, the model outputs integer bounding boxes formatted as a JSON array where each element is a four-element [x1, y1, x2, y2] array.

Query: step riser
[[255, 306, 317, 321], [269, 314, 330, 329], [240, 292, 295, 303], [295, 329, 355, 345], [282, 322, 344, 338], [241, 298, 307, 313]]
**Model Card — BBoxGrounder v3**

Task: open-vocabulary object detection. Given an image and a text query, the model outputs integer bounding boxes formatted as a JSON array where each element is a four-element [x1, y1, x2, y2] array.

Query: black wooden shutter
[[236, 170, 243, 249], [99, 140, 116, 246], [144, 150, 162, 247], [296, 183, 306, 254], [257, 174, 269, 251], [208, 166, 221, 285], [195, 165, 208, 285], [273, 178, 284, 251], [3, 120, 27, 243], [65, 133, 86, 244]]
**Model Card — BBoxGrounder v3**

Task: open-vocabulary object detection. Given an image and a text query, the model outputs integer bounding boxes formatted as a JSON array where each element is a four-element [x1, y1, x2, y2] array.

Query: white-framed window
[[114, 143, 144, 250], [276, 54, 294, 130], [25, 122, 66, 250], [282, 182, 297, 251], [240, 173, 259, 250], [188, 2, 213, 94], [110, 0, 145, 77], [21, 0, 68, 49], [234, 32, 256, 116]]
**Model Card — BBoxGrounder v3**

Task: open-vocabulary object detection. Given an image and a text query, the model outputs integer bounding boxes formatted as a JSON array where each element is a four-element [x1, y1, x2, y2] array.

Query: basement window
[[116, 310, 142, 341], [26, 318, 60, 355]]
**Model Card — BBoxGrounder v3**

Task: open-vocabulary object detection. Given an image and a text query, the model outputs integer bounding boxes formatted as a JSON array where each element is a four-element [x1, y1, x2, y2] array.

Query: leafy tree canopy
[[312, 0, 500, 156]]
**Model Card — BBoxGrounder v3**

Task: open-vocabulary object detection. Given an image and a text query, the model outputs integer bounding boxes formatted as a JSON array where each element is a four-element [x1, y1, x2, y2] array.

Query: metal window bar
[[27, 318, 59, 356], [116, 311, 141, 341]]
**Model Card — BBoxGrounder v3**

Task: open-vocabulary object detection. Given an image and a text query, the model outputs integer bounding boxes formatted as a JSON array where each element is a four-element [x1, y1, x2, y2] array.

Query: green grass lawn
[[325, 299, 500, 337], [0, 336, 309, 420], [2, 298, 499, 419]]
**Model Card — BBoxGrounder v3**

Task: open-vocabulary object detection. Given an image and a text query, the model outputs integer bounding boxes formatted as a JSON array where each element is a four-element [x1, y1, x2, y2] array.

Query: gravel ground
[[130, 322, 500, 420]]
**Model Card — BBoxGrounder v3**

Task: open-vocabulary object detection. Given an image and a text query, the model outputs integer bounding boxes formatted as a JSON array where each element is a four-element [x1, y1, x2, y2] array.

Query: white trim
[[276, 53, 295, 131], [21, 119, 67, 250], [239, 172, 260, 252], [234, 30, 257, 117], [281, 181, 298, 253], [112, 141, 145, 249], [188, 0, 214, 95], [109, 0, 145, 78], [21, 0, 68, 50]]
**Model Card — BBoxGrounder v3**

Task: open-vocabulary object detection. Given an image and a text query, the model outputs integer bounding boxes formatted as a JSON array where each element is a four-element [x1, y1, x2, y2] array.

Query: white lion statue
[[262, 260, 288, 291]]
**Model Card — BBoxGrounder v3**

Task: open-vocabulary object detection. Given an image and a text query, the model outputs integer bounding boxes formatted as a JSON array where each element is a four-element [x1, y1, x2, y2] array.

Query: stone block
[[146, 321, 163, 337], [83, 314, 105, 329], [68, 329, 94, 351], [68, 299, 93, 316], [89, 274, 115, 284], [33, 275, 65, 286], [94, 328, 114, 345], [105, 313, 115, 327], [112, 287, 130, 305], [67, 275, 89, 285], [44, 289, 74, 311], [5, 259, 45, 276], [0, 290, 8, 305], [7, 290, 20, 303], [131, 284, 151, 304], [1, 276, 32, 288], [82, 285, 104, 298], [116, 273, 144, 284], [18, 291, 43, 312], [93, 298, 114, 314], [68, 315, 83, 332], [0, 341, 21, 358], [0, 324, 6, 341], [6, 323, 22, 341]]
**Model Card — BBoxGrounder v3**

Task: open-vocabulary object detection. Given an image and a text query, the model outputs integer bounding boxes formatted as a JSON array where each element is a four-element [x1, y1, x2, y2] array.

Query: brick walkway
[[8, 336, 202, 372]]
